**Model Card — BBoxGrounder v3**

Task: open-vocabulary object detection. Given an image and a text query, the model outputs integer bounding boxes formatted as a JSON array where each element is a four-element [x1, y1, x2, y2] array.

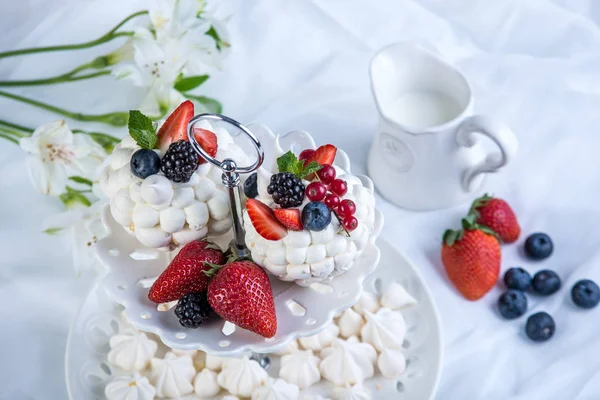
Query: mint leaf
[[277, 151, 303, 176], [174, 75, 209, 92], [68, 176, 93, 186], [300, 161, 321, 179], [128, 110, 157, 149]]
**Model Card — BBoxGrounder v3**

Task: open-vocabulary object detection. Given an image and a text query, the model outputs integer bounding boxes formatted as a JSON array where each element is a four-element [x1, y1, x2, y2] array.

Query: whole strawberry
[[148, 240, 225, 303], [206, 260, 277, 338], [441, 216, 501, 301], [469, 194, 520, 243]]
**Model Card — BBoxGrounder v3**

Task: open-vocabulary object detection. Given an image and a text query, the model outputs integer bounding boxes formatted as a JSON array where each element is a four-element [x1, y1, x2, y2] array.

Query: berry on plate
[[306, 182, 327, 202], [571, 279, 600, 309], [243, 172, 258, 199], [525, 312, 555, 342], [497, 290, 527, 319], [503, 267, 532, 291], [274, 208, 303, 231], [130, 149, 161, 179], [246, 199, 288, 241], [524, 232, 553, 260], [157, 100, 194, 153], [441, 215, 501, 301], [469, 194, 520, 243], [206, 260, 277, 338], [174, 292, 214, 328], [316, 164, 336, 183], [160, 140, 199, 183], [148, 240, 225, 303], [531, 270, 561, 296], [267, 172, 305, 208], [302, 201, 332, 232]]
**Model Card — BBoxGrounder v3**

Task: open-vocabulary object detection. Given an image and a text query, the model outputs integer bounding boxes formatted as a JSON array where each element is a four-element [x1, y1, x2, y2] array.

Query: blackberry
[[267, 172, 305, 208], [160, 140, 199, 183], [174, 292, 213, 328]]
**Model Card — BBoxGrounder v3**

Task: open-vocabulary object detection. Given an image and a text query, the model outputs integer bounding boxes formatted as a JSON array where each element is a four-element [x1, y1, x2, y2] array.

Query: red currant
[[342, 216, 358, 231], [299, 149, 315, 162], [306, 182, 327, 201], [329, 179, 348, 196], [337, 199, 356, 217], [324, 194, 340, 209], [316, 164, 336, 184]]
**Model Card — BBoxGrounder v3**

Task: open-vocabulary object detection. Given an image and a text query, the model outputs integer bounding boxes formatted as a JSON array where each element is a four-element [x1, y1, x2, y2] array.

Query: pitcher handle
[[456, 115, 518, 192]]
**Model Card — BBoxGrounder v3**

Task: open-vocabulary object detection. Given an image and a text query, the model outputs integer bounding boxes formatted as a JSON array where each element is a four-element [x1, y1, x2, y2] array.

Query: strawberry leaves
[[443, 214, 499, 246], [128, 110, 157, 149], [277, 150, 321, 179]]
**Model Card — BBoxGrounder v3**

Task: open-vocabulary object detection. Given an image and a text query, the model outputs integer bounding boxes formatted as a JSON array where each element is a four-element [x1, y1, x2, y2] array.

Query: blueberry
[[571, 279, 600, 309], [503, 267, 532, 291], [531, 270, 561, 296], [302, 201, 332, 231], [130, 149, 161, 179], [524, 232, 553, 260], [498, 290, 528, 319], [244, 173, 258, 199], [525, 312, 555, 342]]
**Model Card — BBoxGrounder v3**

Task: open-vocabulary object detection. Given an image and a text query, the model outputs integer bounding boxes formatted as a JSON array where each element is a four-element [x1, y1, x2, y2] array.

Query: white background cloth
[[1, 0, 600, 398]]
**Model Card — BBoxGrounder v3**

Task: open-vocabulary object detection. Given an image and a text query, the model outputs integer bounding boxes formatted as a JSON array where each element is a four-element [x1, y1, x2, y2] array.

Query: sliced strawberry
[[247, 199, 288, 241], [307, 144, 337, 166], [157, 100, 194, 153], [193, 128, 218, 164], [274, 208, 303, 231]]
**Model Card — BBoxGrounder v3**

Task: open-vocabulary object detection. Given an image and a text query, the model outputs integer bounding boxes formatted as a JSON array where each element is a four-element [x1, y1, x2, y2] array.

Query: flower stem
[[0, 119, 33, 133], [0, 10, 147, 59], [0, 90, 128, 126], [0, 132, 18, 144], [0, 70, 111, 87]]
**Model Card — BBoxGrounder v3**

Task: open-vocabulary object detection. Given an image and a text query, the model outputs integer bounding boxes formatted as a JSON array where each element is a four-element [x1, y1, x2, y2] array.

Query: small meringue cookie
[[159, 207, 186, 233], [196, 163, 211, 177], [150, 352, 195, 398], [326, 236, 347, 257], [110, 147, 134, 170], [132, 204, 160, 229], [141, 175, 173, 206], [135, 227, 172, 248], [286, 263, 311, 280], [272, 339, 300, 356], [286, 247, 308, 265], [171, 349, 198, 357], [184, 201, 210, 231], [112, 165, 137, 190], [360, 308, 406, 352], [264, 259, 286, 276], [283, 230, 312, 248], [306, 244, 327, 263], [380, 281, 417, 310], [194, 177, 217, 201], [129, 181, 144, 203], [205, 354, 228, 371], [377, 348, 407, 379], [217, 356, 268, 397], [105, 372, 155, 400], [301, 395, 332, 400], [333, 383, 372, 400], [337, 308, 363, 338], [193, 368, 221, 397], [279, 350, 321, 389], [299, 323, 339, 351], [207, 190, 230, 220], [171, 187, 195, 209], [222, 396, 240, 400], [319, 337, 376, 386], [352, 291, 379, 315], [107, 331, 157, 372], [110, 188, 134, 226], [252, 378, 300, 400]]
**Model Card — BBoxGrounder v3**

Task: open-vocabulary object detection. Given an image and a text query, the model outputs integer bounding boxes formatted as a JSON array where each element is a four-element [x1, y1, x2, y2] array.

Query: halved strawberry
[[274, 208, 303, 231], [247, 199, 288, 241], [157, 100, 194, 153], [193, 128, 218, 164], [307, 144, 337, 166]]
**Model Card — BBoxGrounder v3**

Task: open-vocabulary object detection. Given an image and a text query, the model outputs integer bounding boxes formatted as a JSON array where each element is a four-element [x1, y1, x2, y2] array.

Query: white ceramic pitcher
[[367, 43, 518, 210]]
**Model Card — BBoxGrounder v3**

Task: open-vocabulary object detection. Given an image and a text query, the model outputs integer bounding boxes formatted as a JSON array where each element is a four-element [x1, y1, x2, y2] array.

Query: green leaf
[[300, 161, 322, 179], [68, 176, 93, 186], [128, 110, 157, 149], [184, 94, 223, 113], [60, 187, 92, 209], [174, 75, 209, 92], [206, 26, 230, 50], [43, 227, 64, 235], [277, 151, 303, 176]]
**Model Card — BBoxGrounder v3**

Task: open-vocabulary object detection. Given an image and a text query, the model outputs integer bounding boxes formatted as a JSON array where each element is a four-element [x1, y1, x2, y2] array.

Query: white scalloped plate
[[96, 125, 384, 355], [66, 238, 442, 400]]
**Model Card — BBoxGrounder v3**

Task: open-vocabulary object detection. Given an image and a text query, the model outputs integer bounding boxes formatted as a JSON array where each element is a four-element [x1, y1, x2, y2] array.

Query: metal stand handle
[[187, 114, 264, 257]]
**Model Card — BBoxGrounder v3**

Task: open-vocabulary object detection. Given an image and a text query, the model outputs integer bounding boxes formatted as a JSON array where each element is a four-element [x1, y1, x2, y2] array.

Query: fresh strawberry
[[441, 216, 501, 301], [246, 199, 288, 240], [193, 128, 218, 164], [469, 194, 520, 243], [207, 260, 277, 338], [157, 100, 194, 153], [148, 240, 225, 303], [273, 208, 303, 231], [306, 144, 337, 166]]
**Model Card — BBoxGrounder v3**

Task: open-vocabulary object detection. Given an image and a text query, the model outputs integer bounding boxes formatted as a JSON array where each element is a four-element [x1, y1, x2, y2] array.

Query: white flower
[[19, 120, 105, 196]]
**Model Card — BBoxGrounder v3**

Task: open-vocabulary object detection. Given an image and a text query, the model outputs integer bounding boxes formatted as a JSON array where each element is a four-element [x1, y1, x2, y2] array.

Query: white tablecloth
[[2, 0, 600, 398]]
